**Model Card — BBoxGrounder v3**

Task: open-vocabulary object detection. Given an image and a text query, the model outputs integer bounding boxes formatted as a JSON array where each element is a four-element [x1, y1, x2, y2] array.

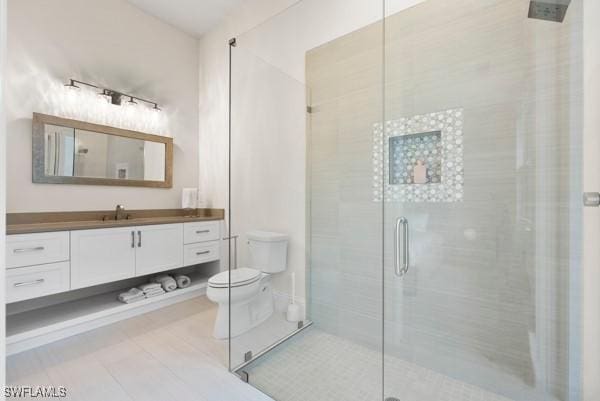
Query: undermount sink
[[101, 214, 132, 221], [101, 204, 131, 221]]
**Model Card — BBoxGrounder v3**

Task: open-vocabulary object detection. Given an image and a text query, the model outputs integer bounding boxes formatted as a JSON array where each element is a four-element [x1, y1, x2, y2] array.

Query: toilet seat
[[208, 268, 261, 288]]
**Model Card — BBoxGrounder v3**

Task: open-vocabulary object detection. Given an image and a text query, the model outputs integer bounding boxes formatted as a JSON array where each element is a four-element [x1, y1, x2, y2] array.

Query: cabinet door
[[71, 227, 136, 289], [135, 224, 183, 276]]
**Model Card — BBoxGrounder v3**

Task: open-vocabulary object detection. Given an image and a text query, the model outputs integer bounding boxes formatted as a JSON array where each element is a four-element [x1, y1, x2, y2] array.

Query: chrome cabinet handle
[[196, 250, 210, 256], [137, 231, 142, 247], [13, 246, 45, 253], [131, 231, 135, 248], [196, 230, 210, 234], [394, 217, 409, 277], [14, 279, 45, 287]]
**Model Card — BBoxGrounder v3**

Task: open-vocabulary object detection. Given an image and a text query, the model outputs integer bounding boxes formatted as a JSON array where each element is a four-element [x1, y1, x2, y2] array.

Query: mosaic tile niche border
[[373, 108, 464, 202]]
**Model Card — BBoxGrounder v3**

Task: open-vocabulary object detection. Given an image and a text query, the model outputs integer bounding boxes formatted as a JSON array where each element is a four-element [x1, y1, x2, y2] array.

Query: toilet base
[[212, 277, 274, 339]]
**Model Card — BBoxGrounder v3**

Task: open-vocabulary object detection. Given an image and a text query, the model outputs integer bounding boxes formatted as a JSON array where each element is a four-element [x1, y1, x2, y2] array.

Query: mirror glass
[[43, 124, 166, 182]]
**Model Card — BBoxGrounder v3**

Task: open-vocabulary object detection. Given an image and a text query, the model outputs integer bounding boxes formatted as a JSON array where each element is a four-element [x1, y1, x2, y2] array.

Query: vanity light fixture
[[63, 79, 161, 112], [126, 97, 138, 107], [97, 89, 113, 104], [64, 79, 80, 90]]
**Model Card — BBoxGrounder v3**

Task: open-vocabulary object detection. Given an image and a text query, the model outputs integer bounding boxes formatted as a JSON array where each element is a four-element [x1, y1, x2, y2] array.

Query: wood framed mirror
[[32, 113, 173, 188]]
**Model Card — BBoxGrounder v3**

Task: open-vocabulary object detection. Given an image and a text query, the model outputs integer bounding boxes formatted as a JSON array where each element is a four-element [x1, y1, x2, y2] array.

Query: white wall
[[0, 0, 7, 389], [582, 0, 600, 398], [198, 0, 425, 308], [6, 0, 199, 212]]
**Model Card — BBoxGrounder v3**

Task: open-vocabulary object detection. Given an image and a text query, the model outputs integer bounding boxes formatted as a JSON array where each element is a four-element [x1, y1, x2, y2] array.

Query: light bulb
[[125, 97, 137, 108], [97, 91, 112, 104], [64, 80, 80, 91]]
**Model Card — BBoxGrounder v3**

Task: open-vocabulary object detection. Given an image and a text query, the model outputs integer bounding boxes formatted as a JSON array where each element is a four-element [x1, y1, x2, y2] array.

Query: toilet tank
[[247, 231, 288, 273]]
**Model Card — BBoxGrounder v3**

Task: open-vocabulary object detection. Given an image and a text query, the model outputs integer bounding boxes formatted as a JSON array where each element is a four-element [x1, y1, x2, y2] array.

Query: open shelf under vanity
[[6, 269, 214, 355]]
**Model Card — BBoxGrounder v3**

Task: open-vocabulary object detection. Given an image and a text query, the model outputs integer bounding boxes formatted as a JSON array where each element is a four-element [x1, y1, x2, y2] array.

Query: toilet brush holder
[[286, 302, 301, 322]]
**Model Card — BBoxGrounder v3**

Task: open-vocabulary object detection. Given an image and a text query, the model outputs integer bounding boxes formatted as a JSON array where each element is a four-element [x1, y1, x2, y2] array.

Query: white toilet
[[207, 231, 288, 339]]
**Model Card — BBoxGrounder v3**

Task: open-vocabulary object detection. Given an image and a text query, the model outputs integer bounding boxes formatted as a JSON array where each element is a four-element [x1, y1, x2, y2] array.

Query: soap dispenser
[[413, 160, 427, 184]]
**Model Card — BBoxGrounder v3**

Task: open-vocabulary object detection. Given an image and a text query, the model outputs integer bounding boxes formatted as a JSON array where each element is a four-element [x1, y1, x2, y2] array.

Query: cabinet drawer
[[6, 262, 70, 303], [184, 221, 220, 244], [184, 241, 220, 266], [6, 232, 70, 269]]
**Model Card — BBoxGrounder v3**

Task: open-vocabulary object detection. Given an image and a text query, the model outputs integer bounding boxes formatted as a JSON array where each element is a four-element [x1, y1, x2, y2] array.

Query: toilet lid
[[208, 268, 261, 288]]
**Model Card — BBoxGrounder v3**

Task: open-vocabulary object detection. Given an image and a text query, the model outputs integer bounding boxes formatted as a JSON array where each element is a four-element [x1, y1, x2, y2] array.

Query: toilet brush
[[286, 272, 301, 322]]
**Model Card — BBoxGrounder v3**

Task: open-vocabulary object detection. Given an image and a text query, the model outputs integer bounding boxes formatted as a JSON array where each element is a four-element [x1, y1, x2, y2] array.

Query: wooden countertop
[[7, 208, 224, 235]]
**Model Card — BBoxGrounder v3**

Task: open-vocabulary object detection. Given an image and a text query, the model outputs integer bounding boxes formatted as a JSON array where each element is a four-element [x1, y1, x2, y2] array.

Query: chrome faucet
[[115, 204, 126, 220]]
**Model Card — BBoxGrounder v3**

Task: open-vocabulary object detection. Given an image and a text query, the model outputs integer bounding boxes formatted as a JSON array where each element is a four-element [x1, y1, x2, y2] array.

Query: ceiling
[[126, 0, 245, 38]]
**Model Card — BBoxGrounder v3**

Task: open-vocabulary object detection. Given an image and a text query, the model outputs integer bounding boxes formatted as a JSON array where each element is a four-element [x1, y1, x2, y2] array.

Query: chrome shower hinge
[[583, 192, 600, 207], [239, 371, 249, 383]]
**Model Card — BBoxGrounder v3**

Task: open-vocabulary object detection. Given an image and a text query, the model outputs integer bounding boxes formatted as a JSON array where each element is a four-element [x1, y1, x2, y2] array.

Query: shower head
[[528, 0, 571, 22]]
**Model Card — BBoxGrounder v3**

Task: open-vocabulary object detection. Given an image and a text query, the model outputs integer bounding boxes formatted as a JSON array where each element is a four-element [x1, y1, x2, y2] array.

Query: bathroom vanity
[[5, 208, 224, 354]]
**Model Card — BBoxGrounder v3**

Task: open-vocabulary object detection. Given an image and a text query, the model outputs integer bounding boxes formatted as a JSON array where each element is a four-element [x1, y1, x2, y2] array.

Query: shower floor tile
[[243, 328, 515, 401]]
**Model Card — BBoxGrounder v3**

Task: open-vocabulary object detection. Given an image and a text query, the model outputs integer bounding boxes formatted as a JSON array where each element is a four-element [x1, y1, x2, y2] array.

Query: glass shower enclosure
[[227, 1, 584, 400]]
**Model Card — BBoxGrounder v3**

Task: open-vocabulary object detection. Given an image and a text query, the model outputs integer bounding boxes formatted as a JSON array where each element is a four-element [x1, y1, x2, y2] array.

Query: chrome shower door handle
[[394, 217, 409, 277]]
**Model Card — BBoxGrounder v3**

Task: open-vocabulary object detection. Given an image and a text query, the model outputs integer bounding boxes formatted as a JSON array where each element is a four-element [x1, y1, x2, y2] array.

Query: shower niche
[[373, 108, 464, 202], [389, 130, 442, 185]]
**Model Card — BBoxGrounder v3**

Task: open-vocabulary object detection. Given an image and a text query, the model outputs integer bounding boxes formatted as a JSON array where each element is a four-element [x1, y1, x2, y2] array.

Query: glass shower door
[[228, 38, 312, 372], [231, 1, 387, 400], [382, 1, 583, 401]]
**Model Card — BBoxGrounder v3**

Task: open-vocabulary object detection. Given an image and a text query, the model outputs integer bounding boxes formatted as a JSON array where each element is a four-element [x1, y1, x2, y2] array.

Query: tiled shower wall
[[306, 1, 582, 400]]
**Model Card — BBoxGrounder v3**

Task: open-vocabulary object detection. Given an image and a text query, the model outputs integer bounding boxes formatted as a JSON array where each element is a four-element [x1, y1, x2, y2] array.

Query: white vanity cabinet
[[7, 220, 221, 301], [6, 218, 222, 355], [135, 223, 184, 276]]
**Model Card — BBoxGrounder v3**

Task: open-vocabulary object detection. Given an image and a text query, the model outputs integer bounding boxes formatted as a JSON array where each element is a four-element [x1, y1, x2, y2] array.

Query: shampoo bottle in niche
[[413, 160, 427, 184]]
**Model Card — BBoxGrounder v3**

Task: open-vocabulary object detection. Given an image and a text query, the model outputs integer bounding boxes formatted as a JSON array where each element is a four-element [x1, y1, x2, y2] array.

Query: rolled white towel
[[118, 288, 145, 303], [153, 275, 177, 292], [174, 274, 191, 289]]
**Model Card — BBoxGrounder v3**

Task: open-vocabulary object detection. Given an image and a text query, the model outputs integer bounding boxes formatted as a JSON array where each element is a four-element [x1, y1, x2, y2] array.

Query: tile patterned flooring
[[244, 328, 516, 401], [8, 295, 534, 401], [7, 296, 274, 401]]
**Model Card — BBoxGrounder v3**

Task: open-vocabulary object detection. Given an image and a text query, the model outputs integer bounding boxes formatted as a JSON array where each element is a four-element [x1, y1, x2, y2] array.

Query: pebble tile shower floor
[[244, 328, 514, 401]]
